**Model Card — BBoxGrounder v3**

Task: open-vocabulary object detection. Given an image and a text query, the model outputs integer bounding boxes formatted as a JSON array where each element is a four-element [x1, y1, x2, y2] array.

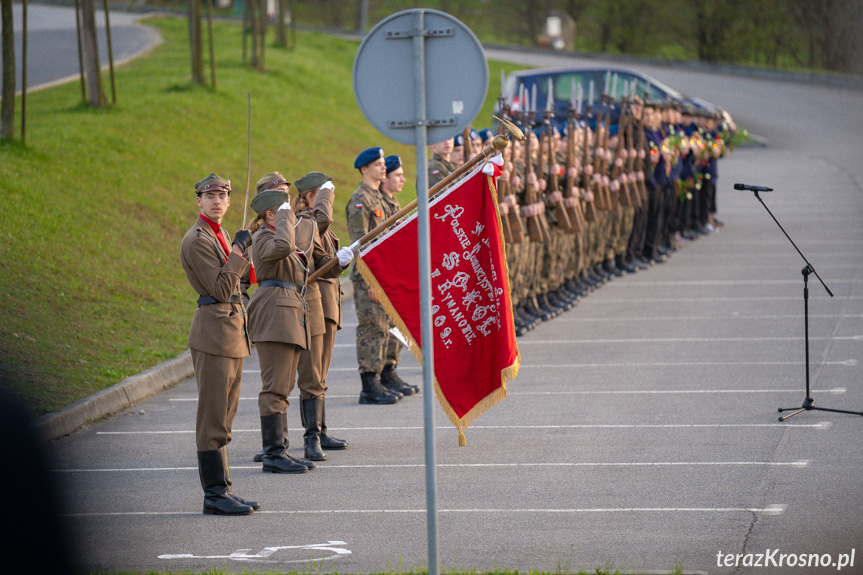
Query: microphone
[[734, 183, 773, 192]]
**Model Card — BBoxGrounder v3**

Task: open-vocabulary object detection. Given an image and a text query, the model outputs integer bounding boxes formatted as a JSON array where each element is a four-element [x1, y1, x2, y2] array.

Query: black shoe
[[300, 398, 326, 462], [252, 449, 264, 463], [197, 448, 254, 515], [525, 297, 553, 322], [260, 413, 309, 474], [359, 372, 400, 404], [381, 364, 418, 396], [319, 398, 348, 450], [538, 293, 561, 318], [518, 303, 541, 325], [616, 256, 638, 274], [547, 290, 572, 311], [230, 493, 261, 511], [603, 259, 625, 277]]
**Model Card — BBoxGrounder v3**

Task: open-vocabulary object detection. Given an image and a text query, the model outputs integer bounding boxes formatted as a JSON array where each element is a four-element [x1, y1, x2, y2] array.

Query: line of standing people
[[180, 170, 354, 515]]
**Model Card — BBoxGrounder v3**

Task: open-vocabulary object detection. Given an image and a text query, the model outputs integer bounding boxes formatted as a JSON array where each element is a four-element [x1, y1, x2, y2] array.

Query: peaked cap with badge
[[195, 173, 231, 195], [255, 171, 291, 194]]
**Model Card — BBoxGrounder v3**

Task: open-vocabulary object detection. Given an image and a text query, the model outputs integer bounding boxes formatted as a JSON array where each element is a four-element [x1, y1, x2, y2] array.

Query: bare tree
[[188, 0, 205, 85], [1, 0, 14, 140], [79, 0, 106, 106]]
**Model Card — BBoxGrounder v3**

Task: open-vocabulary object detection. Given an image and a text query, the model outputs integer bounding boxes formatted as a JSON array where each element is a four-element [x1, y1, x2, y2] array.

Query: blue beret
[[470, 128, 479, 140], [354, 146, 385, 169], [608, 123, 620, 137], [385, 155, 402, 174], [454, 133, 464, 147], [479, 128, 494, 141]]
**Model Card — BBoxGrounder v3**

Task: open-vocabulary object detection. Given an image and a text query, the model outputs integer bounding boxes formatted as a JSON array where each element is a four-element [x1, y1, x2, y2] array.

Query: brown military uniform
[[247, 207, 309, 416], [180, 216, 250, 451], [294, 190, 343, 400]]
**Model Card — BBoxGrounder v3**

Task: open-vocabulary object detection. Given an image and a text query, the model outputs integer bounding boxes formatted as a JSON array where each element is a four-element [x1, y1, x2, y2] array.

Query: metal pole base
[[778, 397, 863, 421]]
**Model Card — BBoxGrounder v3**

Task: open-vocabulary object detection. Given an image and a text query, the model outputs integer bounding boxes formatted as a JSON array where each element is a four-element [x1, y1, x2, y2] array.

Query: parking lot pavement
[[47, 142, 863, 574]]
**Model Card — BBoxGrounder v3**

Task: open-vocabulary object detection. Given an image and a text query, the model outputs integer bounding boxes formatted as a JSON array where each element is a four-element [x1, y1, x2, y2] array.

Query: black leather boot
[[381, 364, 419, 396], [197, 449, 254, 515], [359, 372, 399, 404], [260, 413, 309, 474], [300, 398, 326, 461], [319, 398, 348, 450], [218, 446, 260, 510], [525, 296, 552, 322]]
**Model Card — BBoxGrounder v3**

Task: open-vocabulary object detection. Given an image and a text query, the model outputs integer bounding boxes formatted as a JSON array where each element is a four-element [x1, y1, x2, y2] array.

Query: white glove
[[320, 181, 335, 193], [278, 201, 291, 211], [337, 246, 354, 267]]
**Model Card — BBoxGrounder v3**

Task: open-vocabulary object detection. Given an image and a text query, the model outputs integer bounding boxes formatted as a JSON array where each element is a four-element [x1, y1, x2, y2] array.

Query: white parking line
[[66, 504, 787, 517], [95, 422, 830, 435], [556, 314, 863, 322], [54, 460, 810, 473], [520, 335, 862, 344], [169, 388, 847, 402]]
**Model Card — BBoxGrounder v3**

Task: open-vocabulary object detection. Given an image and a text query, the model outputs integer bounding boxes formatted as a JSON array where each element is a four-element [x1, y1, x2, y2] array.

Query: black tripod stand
[[745, 189, 863, 421]]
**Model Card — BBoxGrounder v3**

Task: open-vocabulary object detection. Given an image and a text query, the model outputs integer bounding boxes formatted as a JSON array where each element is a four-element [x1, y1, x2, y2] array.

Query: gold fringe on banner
[[355, 167, 521, 446]]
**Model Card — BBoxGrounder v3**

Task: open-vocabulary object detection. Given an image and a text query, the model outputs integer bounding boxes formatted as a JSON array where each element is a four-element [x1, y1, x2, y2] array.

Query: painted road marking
[[95, 422, 830, 435], [68, 504, 788, 518], [55, 460, 811, 473], [519, 335, 863, 344], [158, 541, 351, 564], [170, 388, 847, 401]]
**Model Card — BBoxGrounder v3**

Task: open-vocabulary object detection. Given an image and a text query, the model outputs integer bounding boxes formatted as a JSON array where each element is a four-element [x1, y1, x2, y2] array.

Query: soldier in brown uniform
[[180, 173, 259, 516], [345, 147, 401, 405], [292, 171, 353, 459], [246, 186, 326, 474], [249, 173, 351, 464]]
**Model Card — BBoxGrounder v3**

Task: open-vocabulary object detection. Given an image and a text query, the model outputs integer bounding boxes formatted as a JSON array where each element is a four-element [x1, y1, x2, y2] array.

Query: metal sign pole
[[411, 12, 439, 575], [352, 11, 487, 572]]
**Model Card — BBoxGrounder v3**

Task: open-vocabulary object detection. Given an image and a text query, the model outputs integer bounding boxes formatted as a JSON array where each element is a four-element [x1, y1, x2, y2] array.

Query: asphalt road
[[2, 4, 158, 92], [38, 18, 863, 575]]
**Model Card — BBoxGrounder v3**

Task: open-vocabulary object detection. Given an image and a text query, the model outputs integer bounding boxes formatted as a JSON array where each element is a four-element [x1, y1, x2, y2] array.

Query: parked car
[[495, 66, 732, 131]]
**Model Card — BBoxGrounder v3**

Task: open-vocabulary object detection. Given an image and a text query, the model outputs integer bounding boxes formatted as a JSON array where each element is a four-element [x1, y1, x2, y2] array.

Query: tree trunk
[[275, 0, 286, 47], [1, 0, 14, 140], [80, 0, 105, 106], [188, 0, 205, 85]]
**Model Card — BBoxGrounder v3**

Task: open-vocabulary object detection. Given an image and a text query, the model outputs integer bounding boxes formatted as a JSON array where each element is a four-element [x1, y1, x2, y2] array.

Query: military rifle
[[523, 86, 551, 243], [562, 81, 584, 233], [581, 101, 597, 223], [543, 80, 573, 232]]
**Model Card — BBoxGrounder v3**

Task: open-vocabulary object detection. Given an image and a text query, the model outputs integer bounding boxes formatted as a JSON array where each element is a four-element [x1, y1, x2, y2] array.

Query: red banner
[[358, 164, 520, 445]]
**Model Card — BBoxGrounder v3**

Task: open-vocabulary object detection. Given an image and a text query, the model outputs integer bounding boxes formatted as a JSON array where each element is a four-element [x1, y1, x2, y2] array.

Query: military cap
[[384, 155, 402, 174], [195, 173, 231, 195], [354, 147, 385, 169], [250, 188, 290, 216], [469, 128, 480, 140], [479, 128, 494, 142], [294, 171, 333, 193], [453, 133, 465, 147], [255, 171, 290, 194]]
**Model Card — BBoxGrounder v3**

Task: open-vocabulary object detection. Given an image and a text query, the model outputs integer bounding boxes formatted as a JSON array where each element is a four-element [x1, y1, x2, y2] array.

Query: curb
[[35, 277, 353, 443], [34, 350, 194, 441]]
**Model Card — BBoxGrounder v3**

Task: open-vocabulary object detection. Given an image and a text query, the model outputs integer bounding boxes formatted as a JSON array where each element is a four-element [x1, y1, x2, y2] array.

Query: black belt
[[197, 295, 242, 306], [258, 279, 306, 294]]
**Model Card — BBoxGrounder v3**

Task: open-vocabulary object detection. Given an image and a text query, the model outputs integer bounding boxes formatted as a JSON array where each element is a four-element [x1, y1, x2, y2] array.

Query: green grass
[[0, 16, 520, 416]]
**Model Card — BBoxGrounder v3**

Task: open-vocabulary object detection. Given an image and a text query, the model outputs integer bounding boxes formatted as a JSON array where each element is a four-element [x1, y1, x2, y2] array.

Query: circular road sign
[[353, 9, 488, 146]]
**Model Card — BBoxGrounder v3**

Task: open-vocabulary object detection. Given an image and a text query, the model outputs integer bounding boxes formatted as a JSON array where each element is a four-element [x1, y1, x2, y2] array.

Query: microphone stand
[[748, 190, 863, 421]]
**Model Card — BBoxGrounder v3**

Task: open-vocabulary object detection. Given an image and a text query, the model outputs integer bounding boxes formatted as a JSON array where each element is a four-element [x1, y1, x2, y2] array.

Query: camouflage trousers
[[353, 280, 400, 374]]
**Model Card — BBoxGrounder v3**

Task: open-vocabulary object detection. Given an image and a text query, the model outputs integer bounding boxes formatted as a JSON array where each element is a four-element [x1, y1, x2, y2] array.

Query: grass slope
[[0, 15, 519, 416]]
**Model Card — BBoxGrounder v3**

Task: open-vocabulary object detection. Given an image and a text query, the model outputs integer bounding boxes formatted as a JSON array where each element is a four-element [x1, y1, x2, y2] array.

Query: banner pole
[[412, 11, 439, 575]]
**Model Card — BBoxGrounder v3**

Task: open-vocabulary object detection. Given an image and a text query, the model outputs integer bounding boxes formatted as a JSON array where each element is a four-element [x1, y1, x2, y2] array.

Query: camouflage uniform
[[428, 153, 456, 188], [379, 190, 404, 369], [346, 181, 390, 374]]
